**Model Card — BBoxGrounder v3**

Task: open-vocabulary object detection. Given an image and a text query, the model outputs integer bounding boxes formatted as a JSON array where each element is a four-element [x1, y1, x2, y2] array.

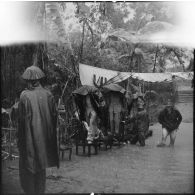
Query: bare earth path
[[2, 103, 193, 194]]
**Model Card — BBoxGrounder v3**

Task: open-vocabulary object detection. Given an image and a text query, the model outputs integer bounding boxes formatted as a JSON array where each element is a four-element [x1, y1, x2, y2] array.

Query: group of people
[[17, 65, 183, 193], [125, 93, 149, 146], [126, 92, 182, 147]]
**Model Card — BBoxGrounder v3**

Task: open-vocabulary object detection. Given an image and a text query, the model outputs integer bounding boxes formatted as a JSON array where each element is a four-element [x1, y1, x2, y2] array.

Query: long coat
[[18, 85, 59, 174]]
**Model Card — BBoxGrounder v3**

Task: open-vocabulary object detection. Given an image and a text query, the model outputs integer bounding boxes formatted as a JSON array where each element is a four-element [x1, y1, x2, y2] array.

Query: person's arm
[[17, 93, 32, 153], [82, 121, 89, 131], [158, 109, 167, 127], [48, 91, 58, 130], [125, 115, 136, 124], [18, 99, 24, 149], [176, 110, 182, 127], [52, 95, 58, 130], [158, 110, 163, 124]]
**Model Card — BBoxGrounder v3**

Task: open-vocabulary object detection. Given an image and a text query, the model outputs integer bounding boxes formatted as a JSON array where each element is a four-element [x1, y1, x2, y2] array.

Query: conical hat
[[22, 66, 45, 80]]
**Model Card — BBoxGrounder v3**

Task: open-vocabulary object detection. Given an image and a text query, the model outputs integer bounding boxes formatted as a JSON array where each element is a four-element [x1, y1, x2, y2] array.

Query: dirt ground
[[1, 102, 194, 194]]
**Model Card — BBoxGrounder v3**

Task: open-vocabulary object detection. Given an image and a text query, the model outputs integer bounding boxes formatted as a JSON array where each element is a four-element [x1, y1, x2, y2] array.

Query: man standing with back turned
[[18, 65, 59, 193]]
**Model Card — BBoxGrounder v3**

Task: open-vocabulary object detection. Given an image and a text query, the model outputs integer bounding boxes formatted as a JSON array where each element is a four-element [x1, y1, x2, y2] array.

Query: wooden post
[[148, 82, 151, 122]]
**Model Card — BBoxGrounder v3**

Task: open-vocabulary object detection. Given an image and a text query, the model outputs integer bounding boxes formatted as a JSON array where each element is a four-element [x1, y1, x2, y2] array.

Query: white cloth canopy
[[79, 63, 129, 86], [79, 63, 193, 86], [170, 72, 194, 80], [131, 73, 172, 82]]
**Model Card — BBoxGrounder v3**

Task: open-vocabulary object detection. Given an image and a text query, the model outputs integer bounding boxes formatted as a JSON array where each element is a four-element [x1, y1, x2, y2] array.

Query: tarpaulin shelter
[[72, 85, 98, 96], [80, 63, 194, 82], [79, 63, 189, 86], [79, 63, 193, 123], [79, 63, 193, 92], [103, 83, 126, 94], [171, 72, 194, 80]]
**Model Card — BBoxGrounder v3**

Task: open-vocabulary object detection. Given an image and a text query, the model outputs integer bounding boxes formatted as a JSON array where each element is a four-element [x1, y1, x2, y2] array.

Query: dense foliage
[[1, 2, 194, 108]]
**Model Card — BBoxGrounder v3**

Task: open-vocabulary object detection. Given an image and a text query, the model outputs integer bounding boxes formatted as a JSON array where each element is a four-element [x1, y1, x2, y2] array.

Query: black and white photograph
[[1, 1, 194, 194]]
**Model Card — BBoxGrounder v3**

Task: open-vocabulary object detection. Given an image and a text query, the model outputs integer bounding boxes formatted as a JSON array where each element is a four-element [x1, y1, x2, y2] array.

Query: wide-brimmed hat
[[22, 65, 45, 80]]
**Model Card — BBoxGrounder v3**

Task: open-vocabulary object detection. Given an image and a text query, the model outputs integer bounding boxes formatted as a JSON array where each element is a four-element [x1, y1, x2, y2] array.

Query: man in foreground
[[157, 99, 182, 147], [18, 65, 59, 193]]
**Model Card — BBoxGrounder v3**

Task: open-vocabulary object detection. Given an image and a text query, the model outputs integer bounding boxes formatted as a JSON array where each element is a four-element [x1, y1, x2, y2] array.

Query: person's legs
[[109, 111, 114, 134], [162, 128, 169, 144], [169, 129, 177, 146], [138, 132, 145, 146], [114, 112, 120, 134], [131, 134, 138, 145], [35, 169, 46, 194], [157, 127, 169, 147], [19, 158, 35, 193], [86, 128, 93, 144], [83, 121, 93, 144]]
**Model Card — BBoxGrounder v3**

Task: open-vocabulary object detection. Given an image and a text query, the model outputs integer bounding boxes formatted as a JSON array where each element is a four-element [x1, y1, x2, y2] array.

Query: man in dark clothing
[[126, 97, 149, 146], [18, 66, 59, 193], [157, 99, 182, 147]]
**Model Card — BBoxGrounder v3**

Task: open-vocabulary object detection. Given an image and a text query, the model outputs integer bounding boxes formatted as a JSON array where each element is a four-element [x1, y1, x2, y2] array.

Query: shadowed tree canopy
[[1, 1, 193, 107]]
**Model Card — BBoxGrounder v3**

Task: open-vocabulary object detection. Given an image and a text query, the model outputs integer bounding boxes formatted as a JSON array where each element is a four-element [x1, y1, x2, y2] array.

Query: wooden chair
[[58, 114, 72, 161], [75, 137, 98, 157], [59, 144, 72, 160]]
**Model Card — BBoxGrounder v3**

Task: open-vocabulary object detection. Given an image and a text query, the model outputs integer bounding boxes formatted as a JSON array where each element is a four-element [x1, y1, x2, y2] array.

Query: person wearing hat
[[157, 99, 182, 147], [18, 65, 59, 193], [126, 97, 149, 146]]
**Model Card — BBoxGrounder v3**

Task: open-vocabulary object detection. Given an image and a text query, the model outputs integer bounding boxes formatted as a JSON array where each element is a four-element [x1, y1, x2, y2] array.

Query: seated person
[[83, 110, 104, 144]]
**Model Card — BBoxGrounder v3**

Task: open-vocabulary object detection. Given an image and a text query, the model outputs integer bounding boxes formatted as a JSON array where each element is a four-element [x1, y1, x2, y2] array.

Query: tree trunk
[[129, 49, 135, 72], [80, 21, 85, 62], [153, 45, 158, 73], [172, 49, 185, 72]]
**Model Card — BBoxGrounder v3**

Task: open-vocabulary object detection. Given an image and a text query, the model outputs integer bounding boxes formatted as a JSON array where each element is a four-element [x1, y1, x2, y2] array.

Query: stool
[[76, 140, 98, 157], [59, 145, 72, 160]]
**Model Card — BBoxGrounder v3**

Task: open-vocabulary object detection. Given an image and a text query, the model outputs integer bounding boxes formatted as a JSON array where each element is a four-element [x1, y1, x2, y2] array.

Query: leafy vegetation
[[1, 2, 193, 108]]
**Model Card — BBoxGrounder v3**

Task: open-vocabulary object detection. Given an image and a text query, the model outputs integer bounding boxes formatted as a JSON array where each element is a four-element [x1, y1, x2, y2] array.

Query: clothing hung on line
[[108, 92, 123, 134]]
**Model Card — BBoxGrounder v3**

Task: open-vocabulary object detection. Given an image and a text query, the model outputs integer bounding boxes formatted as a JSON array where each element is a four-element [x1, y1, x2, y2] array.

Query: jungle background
[[1, 2, 194, 110]]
